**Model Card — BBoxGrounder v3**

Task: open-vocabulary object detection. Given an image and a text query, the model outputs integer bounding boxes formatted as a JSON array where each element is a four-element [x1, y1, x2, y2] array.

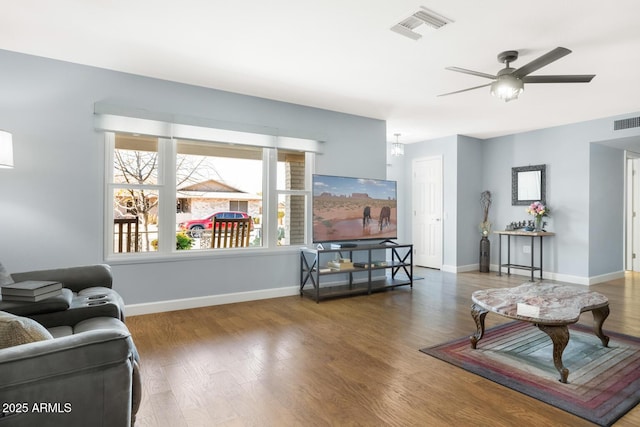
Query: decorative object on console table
[[479, 190, 492, 272], [534, 216, 542, 232], [526, 200, 549, 232]]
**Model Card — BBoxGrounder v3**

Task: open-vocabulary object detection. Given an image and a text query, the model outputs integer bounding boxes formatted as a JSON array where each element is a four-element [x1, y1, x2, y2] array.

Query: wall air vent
[[391, 6, 453, 41], [614, 117, 640, 131]]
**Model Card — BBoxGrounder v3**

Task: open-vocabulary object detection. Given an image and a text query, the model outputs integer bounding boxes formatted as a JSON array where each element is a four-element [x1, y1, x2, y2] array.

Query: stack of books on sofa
[[1, 280, 62, 302]]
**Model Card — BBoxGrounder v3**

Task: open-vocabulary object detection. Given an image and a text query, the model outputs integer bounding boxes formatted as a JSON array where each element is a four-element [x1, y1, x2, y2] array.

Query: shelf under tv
[[301, 277, 411, 301], [299, 243, 413, 302]]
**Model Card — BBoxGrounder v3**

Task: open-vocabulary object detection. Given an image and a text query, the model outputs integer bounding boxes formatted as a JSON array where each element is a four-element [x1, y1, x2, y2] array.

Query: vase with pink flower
[[526, 201, 549, 232]]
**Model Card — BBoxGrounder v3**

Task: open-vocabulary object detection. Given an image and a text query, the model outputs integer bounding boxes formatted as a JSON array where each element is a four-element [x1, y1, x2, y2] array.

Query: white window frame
[[104, 132, 315, 261]]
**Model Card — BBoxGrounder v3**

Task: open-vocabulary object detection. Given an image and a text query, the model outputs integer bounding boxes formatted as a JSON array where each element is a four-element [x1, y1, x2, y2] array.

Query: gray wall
[[0, 49, 386, 304], [456, 136, 484, 268], [406, 111, 640, 283], [589, 143, 624, 277]]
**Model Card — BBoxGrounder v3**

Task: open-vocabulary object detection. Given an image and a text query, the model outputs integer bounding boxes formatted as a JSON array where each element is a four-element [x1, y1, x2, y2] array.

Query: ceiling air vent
[[391, 6, 453, 41], [614, 117, 640, 131]]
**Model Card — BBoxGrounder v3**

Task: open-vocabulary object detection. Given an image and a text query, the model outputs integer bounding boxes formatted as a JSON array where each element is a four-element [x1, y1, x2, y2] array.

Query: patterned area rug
[[420, 322, 640, 426]]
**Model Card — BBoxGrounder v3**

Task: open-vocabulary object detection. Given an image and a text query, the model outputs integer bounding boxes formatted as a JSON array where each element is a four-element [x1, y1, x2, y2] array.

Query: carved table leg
[[592, 305, 610, 347], [470, 303, 488, 349], [537, 324, 570, 383]]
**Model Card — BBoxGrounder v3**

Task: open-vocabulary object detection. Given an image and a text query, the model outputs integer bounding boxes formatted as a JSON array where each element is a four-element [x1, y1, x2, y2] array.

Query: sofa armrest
[[10, 264, 113, 292], [0, 329, 137, 426]]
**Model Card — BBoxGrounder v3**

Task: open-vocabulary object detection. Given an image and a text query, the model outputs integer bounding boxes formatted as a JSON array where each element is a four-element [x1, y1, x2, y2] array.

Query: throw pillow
[[0, 261, 14, 286], [0, 310, 53, 349]]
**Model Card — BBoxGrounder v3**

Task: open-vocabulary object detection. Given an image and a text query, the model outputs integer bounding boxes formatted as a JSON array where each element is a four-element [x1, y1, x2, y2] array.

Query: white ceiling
[[1, 0, 640, 143]]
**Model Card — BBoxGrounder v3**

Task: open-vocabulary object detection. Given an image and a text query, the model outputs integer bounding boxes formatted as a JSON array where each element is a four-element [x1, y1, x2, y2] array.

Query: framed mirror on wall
[[512, 164, 546, 205]]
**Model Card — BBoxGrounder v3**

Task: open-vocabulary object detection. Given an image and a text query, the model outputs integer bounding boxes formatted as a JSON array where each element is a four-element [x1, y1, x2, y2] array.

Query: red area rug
[[420, 321, 640, 426]]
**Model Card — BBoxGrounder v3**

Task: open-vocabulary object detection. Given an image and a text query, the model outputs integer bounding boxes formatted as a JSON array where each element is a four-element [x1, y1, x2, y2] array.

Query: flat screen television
[[312, 174, 397, 244]]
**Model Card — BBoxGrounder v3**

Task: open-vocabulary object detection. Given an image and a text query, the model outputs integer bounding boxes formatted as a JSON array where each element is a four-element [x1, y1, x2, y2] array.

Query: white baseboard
[[586, 270, 625, 285], [491, 264, 575, 283], [441, 264, 457, 273], [442, 264, 491, 273], [456, 264, 478, 273], [488, 264, 624, 286], [125, 285, 299, 316]]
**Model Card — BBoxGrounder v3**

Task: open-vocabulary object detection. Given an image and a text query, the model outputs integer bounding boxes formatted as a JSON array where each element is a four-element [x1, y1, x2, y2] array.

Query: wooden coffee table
[[470, 283, 610, 383]]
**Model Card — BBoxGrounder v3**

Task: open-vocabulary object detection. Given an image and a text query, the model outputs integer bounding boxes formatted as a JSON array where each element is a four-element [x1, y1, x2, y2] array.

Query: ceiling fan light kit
[[491, 74, 524, 102], [439, 47, 595, 102]]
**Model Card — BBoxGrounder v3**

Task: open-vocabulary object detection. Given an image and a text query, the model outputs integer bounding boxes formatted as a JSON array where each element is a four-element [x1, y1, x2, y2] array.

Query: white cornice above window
[[93, 103, 325, 153]]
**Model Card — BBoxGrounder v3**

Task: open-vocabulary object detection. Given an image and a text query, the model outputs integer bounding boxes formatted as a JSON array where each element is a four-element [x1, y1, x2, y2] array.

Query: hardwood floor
[[126, 268, 640, 426]]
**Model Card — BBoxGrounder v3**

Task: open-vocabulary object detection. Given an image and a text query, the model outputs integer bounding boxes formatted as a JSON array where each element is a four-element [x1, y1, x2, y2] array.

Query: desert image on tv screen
[[313, 175, 397, 243]]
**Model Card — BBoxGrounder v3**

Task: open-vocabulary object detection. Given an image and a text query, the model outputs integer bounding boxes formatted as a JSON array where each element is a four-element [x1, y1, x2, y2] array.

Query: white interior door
[[412, 156, 443, 269]]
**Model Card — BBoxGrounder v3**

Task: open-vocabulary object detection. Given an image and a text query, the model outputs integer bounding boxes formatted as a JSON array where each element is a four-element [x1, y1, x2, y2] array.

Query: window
[[229, 200, 248, 212], [176, 198, 190, 213], [110, 134, 160, 253], [105, 132, 313, 256], [277, 151, 307, 245], [176, 139, 263, 249]]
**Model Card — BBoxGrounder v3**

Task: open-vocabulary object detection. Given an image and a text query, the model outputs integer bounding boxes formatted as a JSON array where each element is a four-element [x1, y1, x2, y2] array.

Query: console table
[[495, 230, 555, 281], [470, 283, 610, 383]]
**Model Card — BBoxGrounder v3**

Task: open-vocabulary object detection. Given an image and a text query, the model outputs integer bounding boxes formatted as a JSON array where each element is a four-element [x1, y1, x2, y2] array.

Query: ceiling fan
[[438, 47, 595, 102]]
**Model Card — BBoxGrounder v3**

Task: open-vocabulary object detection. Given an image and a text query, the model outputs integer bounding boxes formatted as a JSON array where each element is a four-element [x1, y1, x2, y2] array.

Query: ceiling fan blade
[[445, 67, 496, 80], [437, 83, 493, 97], [522, 74, 595, 83], [512, 47, 572, 78]]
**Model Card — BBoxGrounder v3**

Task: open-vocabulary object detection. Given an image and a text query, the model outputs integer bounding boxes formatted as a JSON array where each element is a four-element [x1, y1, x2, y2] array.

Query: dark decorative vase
[[479, 236, 490, 273]]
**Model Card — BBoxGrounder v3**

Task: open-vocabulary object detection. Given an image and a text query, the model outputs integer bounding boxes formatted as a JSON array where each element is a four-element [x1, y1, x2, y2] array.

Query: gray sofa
[[0, 263, 141, 426]]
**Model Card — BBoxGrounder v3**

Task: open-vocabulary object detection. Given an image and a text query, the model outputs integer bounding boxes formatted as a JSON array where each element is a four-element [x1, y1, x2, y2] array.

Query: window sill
[[105, 245, 304, 265]]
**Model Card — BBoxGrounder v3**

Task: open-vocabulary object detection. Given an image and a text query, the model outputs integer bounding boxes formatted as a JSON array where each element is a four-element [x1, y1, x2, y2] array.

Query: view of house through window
[[108, 133, 310, 254], [176, 139, 263, 249]]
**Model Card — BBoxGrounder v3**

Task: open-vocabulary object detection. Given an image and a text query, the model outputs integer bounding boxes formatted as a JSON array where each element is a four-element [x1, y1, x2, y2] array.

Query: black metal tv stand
[[300, 243, 413, 302]]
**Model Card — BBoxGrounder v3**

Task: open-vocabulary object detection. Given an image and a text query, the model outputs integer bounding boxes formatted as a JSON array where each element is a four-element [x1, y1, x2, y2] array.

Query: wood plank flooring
[[126, 268, 640, 426]]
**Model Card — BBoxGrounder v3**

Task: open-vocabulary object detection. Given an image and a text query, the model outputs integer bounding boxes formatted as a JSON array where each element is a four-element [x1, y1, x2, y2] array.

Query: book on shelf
[[372, 261, 388, 267], [1, 280, 62, 297], [1, 288, 63, 302], [352, 262, 370, 268], [327, 260, 354, 270]]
